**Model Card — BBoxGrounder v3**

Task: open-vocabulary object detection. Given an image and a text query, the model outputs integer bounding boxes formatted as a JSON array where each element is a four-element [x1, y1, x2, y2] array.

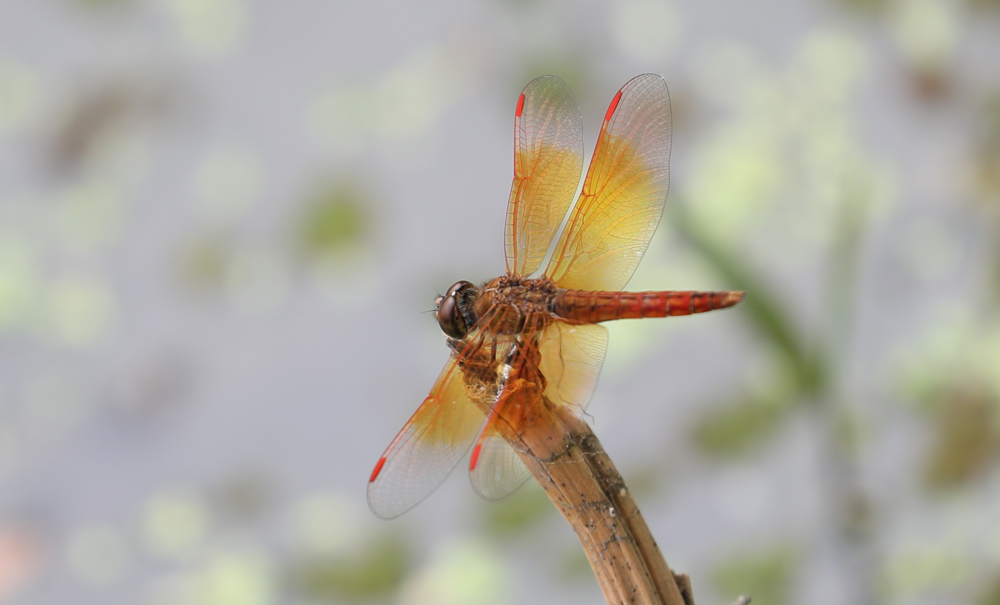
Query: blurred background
[[1, 0, 999, 604]]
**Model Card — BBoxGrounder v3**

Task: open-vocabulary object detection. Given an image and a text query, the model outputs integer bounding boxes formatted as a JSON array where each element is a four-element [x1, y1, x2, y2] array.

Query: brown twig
[[507, 397, 692, 605]]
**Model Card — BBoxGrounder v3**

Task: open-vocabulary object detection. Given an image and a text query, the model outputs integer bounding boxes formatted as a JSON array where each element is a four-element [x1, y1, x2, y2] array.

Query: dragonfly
[[367, 74, 744, 519]]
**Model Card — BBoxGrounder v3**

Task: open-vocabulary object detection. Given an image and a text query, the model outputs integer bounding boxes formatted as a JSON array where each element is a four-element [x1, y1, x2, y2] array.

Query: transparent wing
[[468, 321, 608, 501], [468, 424, 532, 501], [544, 74, 672, 290], [366, 355, 486, 519], [505, 76, 584, 277], [538, 322, 609, 415], [366, 304, 522, 518]]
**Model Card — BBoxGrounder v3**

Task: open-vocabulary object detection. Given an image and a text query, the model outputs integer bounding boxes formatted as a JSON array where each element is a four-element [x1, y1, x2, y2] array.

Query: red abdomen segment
[[551, 289, 745, 324]]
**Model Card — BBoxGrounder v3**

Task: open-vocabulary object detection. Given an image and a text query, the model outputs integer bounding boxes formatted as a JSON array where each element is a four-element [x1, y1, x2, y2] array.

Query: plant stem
[[511, 400, 693, 605]]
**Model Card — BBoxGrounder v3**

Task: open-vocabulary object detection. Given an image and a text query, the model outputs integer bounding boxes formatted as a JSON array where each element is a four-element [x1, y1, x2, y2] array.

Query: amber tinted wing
[[468, 321, 608, 501], [366, 305, 519, 518], [505, 76, 584, 277], [366, 354, 486, 519], [544, 74, 671, 290]]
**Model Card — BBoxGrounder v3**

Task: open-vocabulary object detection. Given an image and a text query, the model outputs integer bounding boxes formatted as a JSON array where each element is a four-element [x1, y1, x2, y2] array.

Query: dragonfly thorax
[[479, 274, 559, 310], [467, 274, 561, 335]]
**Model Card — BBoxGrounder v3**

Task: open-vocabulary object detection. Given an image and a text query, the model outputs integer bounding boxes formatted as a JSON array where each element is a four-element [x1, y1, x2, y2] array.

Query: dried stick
[[504, 393, 693, 605]]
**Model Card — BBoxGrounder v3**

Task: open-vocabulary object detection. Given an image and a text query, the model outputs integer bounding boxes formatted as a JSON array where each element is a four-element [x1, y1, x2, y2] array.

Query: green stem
[[669, 201, 825, 396]]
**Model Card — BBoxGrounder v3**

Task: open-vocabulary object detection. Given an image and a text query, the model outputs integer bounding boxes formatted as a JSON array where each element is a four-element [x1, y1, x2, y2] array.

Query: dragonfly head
[[435, 280, 479, 339]]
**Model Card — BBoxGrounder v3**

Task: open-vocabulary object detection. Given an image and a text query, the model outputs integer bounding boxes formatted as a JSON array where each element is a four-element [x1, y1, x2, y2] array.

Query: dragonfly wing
[[467, 321, 608, 501], [544, 74, 672, 291], [367, 355, 486, 519], [468, 424, 532, 501], [505, 76, 584, 277], [538, 322, 609, 415]]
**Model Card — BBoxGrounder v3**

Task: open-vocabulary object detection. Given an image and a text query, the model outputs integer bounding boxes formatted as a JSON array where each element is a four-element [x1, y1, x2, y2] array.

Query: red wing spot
[[604, 90, 623, 123], [469, 443, 483, 470], [515, 93, 526, 118], [369, 457, 387, 483]]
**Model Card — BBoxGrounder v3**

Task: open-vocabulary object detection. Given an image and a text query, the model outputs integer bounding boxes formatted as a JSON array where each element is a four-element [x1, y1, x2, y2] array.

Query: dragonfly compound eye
[[436, 280, 476, 339], [436, 295, 465, 339]]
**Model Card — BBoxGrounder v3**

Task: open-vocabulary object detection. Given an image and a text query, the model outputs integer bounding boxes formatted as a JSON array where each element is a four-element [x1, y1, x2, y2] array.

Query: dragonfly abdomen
[[551, 289, 744, 324]]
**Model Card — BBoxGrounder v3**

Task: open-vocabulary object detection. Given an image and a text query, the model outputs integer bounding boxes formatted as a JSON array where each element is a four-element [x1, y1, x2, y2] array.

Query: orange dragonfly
[[368, 74, 743, 519]]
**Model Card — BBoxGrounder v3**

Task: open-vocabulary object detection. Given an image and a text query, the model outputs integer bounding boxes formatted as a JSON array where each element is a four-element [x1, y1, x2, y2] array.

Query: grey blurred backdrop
[[1, 0, 1000, 604]]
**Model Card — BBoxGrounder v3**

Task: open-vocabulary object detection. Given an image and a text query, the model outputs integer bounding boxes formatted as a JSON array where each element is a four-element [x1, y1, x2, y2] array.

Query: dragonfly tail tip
[[722, 291, 746, 308]]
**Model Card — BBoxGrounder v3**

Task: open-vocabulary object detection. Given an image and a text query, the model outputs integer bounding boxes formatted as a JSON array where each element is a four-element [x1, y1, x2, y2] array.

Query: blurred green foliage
[[974, 93, 1000, 212], [164, 0, 249, 58], [923, 390, 1000, 490], [517, 55, 591, 104], [0, 60, 38, 135], [672, 43, 887, 593], [142, 489, 210, 560], [298, 182, 371, 260], [178, 234, 231, 292], [711, 547, 797, 605], [693, 395, 795, 456], [618, 462, 668, 501], [480, 480, 554, 536], [396, 537, 510, 605], [672, 202, 827, 398], [882, 543, 973, 600], [979, 571, 1000, 605], [210, 472, 274, 524], [289, 535, 409, 601], [558, 548, 595, 582], [194, 548, 276, 605]]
